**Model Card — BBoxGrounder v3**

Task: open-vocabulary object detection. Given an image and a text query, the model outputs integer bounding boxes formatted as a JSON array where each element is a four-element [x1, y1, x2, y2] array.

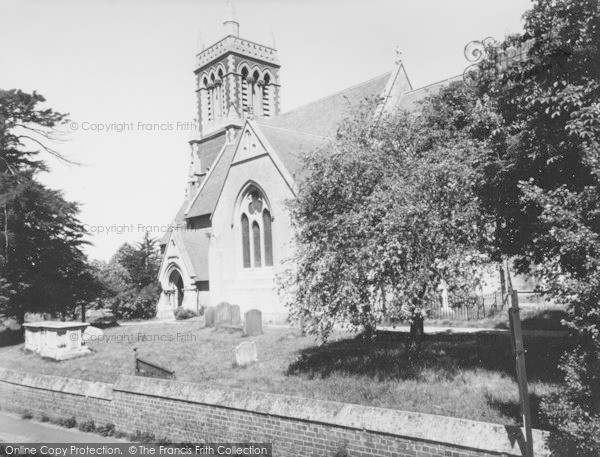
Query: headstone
[[204, 306, 215, 328], [244, 309, 262, 336], [83, 325, 103, 338], [215, 302, 232, 328], [231, 305, 241, 325], [235, 341, 258, 366]]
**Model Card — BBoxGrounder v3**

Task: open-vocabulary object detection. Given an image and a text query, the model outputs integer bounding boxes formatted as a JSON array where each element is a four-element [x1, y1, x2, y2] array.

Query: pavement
[[0, 411, 125, 443]]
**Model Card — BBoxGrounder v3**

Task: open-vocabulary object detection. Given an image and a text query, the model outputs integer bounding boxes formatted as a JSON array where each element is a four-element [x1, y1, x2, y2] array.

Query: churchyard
[[0, 313, 571, 429]]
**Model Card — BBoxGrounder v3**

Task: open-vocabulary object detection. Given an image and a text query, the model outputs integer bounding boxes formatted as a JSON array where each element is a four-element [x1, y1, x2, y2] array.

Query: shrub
[[40, 414, 50, 423], [117, 284, 159, 321], [21, 410, 33, 420], [78, 420, 96, 433], [96, 423, 116, 437], [541, 345, 600, 456], [58, 416, 77, 428], [130, 430, 156, 444], [174, 308, 198, 320]]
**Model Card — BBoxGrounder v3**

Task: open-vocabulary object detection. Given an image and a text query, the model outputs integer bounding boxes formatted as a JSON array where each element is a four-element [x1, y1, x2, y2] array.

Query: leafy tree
[[473, 0, 600, 453], [281, 89, 491, 341], [95, 233, 161, 320]]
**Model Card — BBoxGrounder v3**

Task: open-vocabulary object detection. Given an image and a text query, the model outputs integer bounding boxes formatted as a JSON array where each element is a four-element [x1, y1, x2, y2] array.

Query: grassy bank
[[0, 320, 569, 428]]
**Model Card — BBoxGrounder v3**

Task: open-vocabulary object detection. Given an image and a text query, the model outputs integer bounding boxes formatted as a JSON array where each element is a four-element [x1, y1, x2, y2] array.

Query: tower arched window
[[262, 73, 271, 118], [203, 76, 212, 121], [216, 68, 224, 118], [239, 186, 273, 268], [251, 70, 260, 114], [241, 67, 249, 114]]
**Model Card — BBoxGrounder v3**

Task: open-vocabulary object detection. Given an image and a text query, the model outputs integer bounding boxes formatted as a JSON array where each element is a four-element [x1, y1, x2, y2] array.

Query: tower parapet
[[193, 17, 281, 138]]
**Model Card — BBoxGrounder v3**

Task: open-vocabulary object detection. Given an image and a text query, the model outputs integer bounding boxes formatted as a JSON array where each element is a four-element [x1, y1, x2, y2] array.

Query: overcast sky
[[0, 0, 532, 260]]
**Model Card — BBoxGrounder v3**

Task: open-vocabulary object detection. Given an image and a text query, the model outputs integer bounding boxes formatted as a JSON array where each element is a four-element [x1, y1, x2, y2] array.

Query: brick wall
[[0, 368, 551, 457]]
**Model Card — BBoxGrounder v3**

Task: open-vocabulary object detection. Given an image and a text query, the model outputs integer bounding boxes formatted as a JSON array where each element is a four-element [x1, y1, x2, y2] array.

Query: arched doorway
[[168, 269, 184, 308]]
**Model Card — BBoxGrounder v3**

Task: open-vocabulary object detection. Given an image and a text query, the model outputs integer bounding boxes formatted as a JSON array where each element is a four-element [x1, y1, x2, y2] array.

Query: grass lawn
[[0, 319, 571, 429]]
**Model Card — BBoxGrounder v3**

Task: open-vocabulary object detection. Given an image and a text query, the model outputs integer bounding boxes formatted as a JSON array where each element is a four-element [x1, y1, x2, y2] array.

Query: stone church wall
[[209, 149, 295, 323], [0, 368, 551, 456]]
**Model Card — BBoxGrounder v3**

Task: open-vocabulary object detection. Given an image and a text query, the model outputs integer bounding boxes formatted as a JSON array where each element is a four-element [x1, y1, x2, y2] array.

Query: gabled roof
[[159, 198, 188, 246], [195, 133, 228, 171], [396, 75, 463, 112], [256, 124, 330, 179], [178, 229, 210, 281], [185, 134, 242, 219], [261, 72, 392, 138]]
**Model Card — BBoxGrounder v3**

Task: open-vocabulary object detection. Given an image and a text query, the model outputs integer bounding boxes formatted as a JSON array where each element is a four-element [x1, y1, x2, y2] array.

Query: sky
[[0, 0, 533, 260]]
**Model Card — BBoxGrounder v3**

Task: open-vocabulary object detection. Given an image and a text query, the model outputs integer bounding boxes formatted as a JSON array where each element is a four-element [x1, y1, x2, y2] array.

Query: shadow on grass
[[286, 331, 575, 384], [485, 391, 545, 427], [0, 328, 24, 347], [494, 309, 568, 331]]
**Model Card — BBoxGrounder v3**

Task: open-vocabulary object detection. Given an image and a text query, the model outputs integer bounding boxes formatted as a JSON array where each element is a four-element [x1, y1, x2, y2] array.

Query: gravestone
[[83, 325, 103, 338], [215, 302, 232, 328], [244, 309, 262, 337], [235, 341, 258, 366], [231, 305, 241, 325], [204, 306, 215, 328]]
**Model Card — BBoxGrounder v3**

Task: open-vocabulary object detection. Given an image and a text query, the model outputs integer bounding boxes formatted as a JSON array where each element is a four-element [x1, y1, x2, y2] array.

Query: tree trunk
[[410, 315, 424, 344], [81, 303, 86, 323]]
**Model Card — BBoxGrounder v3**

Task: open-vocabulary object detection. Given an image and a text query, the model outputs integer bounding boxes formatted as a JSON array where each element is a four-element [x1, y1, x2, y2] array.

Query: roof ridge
[[276, 71, 392, 118], [258, 123, 330, 140], [405, 74, 462, 94]]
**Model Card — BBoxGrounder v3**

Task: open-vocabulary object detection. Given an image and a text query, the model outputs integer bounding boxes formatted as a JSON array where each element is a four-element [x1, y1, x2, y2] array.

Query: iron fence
[[429, 291, 548, 321]]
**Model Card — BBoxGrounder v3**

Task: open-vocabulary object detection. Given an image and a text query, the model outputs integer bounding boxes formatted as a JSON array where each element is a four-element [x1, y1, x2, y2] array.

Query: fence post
[[505, 262, 534, 457]]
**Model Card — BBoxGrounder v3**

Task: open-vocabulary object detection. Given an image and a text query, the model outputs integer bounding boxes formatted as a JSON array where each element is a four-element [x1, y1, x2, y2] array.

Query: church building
[[156, 12, 456, 321]]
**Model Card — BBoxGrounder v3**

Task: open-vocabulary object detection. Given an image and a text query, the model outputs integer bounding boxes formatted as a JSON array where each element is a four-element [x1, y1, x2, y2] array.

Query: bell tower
[[193, 2, 281, 138]]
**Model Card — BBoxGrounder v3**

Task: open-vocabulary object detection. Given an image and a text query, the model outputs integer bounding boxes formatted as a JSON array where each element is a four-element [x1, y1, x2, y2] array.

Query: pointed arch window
[[239, 186, 273, 268], [241, 214, 250, 268], [262, 73, 271, 118], [203, 76, 212, 121], [263, 209, 273, 266], [241, 67, 249, 114]]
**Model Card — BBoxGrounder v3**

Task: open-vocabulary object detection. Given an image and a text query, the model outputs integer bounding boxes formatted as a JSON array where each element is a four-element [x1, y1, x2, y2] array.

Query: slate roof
[[396, 75, 463, 112], [257, 124, 330, 179], [261, 72, 392, 138], [185, 135, 241, 219], [178, 228, 210, 281], [159, 198, 189, 246], [195, 132, 228, 171]]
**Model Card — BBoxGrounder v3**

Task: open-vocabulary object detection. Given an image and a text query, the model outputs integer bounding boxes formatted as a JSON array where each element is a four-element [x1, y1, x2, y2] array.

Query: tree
[[281, 88, 491, 342], [473, 0, 600, 453], [0, 88, 93, 323], [95, 233, 161, 320], [115, 232, 161, 289]]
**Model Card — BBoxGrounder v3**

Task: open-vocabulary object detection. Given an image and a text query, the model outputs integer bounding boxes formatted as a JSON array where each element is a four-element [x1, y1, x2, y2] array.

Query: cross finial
[[395, 46, 403, 65], [225, 0, 236, 22]]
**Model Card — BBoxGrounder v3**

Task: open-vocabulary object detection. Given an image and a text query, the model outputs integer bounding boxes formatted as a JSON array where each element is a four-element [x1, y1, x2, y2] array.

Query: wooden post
[[133, 348, 138, 374], [499, 263, 507, 309], [505, 261, 534, 457]]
